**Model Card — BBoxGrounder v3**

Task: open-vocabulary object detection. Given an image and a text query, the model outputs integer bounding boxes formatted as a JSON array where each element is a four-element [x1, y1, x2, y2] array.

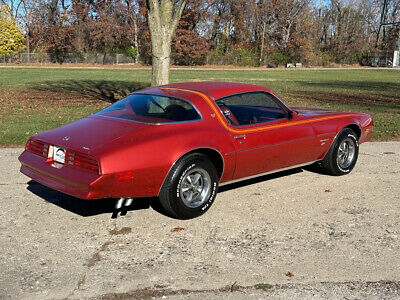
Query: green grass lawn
[[0, 67, 399, 146]]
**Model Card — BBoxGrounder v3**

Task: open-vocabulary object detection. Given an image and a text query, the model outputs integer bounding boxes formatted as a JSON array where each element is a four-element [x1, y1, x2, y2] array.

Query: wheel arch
[[183, 148, 224, 179], [321, 123, 361, 161], [157, 147, 225, 196], [343, 123, 361, 140]]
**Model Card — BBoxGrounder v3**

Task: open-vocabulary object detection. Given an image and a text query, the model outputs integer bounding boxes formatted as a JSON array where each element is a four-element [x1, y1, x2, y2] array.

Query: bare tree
[[146, 0, 186, 86], [0, 0, 23, 19]]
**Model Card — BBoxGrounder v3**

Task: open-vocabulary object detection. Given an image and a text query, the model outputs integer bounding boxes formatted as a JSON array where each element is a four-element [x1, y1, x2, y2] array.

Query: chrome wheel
[[337, 137, 356, 169], [180, 167, 211, 208]]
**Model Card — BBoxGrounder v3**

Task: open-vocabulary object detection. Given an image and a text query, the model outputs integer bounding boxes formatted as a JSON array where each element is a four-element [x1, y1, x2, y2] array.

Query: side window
[[216, 92, 287, 126], [97, 94, 201, 123], [245, 92, 282, 109]]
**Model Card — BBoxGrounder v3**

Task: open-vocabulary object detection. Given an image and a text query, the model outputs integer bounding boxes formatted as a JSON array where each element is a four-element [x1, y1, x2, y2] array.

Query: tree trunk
[[259, 21, 266, 64], [26, 30, 30, 63], [151, 36, 171, 85], [146, 0, 186, 86], [133, 18, 140, 63], [152, 55, 170, 85]]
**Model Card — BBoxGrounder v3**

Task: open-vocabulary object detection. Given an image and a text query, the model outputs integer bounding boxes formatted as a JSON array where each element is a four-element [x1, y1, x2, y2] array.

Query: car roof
[[160, 81, 274, 100]]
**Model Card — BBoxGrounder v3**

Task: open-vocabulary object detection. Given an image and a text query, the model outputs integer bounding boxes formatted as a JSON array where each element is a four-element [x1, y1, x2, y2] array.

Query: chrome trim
[[219, 160, 318, 187], [161, 86, 216, 101], [157, 147, 225, 196], [95, 114, 203, 126], [97, 92, 203, 126], [180, 167, 212, 208], [159, 87, 291, 128], [214, 90, 293, 119], [337, 137, 356, 169]]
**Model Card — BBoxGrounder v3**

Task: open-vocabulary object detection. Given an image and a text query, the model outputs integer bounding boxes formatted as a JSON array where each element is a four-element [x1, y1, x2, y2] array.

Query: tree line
[[1, 0, 400, 67]]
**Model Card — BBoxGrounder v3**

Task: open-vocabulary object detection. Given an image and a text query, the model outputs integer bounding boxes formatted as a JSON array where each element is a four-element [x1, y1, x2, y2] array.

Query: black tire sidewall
[[331, 129, 359, 175], [168, 155, 219, 219]]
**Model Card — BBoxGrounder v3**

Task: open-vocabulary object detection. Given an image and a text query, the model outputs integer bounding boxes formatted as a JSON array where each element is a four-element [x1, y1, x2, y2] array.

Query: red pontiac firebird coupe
[[19, 82, 373, 219]]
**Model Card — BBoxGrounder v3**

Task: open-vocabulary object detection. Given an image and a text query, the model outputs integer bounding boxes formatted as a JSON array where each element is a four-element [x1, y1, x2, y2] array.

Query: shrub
[[125, 47, 138, 59], [269, 51, 293, 66], [226, 47, 258, 66]]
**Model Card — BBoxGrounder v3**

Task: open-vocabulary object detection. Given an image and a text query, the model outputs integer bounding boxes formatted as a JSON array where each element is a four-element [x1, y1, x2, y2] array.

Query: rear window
[[96, 94, 201, 124]]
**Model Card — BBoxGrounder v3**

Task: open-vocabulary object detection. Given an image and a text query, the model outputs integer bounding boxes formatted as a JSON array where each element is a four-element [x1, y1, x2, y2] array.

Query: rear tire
[[321, 128, 359, 176], [159, 153, 219, 219]]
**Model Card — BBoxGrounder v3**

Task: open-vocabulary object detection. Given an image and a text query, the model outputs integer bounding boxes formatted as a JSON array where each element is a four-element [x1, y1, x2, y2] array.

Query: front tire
[[159, 153, 219, 219], [321, 128, 359, 176]]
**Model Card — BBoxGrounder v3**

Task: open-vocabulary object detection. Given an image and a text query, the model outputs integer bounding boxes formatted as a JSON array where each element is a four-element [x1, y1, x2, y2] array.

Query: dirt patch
[[255, 283, 274, 291], [87, 252, 101, 268], [100, 241, 113, 251], [95, 283, 248, 300], [93, 281, 400, 299], [87, 240, 115, 268]]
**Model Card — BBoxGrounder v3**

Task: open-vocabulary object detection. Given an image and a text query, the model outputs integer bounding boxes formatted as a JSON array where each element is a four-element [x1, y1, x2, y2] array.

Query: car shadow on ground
[[219, 164, 326, 193], [26, 180, 164, 219], [26, 165, 325, 218], [218, 168, 303, 193]]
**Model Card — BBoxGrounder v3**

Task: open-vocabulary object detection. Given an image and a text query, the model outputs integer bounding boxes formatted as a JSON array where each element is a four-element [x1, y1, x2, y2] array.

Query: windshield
[[96, 94, 201, 124]]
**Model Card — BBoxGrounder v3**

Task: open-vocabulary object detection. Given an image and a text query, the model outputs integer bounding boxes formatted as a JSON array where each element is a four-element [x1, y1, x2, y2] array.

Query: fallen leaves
[[286, 271, 294, 277], [172, 227, 185, 232], [109, 227, 132, 235]]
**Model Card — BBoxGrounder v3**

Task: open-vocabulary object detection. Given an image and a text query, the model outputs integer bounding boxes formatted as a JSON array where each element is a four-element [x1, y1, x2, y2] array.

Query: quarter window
[[216, 92, 287, 126]]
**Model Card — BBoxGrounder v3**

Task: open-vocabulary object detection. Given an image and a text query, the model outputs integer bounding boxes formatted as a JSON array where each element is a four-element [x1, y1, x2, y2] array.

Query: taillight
[[65, 151, 99, 174], [25, 139, 99, 174], [26, 139, 48, 158]]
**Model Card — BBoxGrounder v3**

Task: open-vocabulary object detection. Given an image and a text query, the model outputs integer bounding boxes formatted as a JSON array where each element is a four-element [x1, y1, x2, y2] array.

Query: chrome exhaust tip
[[125, 198, 133, 206], [115, 197, 125, 210]]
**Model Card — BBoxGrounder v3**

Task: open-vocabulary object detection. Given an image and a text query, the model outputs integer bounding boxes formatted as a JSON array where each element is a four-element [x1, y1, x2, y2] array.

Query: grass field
[[0, 67, 399, 146]]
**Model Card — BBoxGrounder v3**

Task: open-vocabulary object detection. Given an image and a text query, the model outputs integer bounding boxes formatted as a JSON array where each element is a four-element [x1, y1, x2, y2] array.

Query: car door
[[217, 92, 319, 180]]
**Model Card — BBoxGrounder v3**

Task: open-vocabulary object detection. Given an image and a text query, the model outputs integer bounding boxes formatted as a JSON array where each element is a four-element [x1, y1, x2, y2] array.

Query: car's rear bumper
[[19, 150, 113, 199]]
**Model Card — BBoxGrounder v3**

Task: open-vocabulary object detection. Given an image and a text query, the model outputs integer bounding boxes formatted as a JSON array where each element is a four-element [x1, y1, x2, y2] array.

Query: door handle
[[234, 134, 246, 140]]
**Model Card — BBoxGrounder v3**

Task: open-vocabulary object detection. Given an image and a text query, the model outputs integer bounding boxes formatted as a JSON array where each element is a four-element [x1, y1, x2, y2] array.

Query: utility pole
[[395, 28, 400, 67]]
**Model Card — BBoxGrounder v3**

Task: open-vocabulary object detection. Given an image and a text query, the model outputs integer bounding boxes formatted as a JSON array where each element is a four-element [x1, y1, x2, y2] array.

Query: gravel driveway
[[1, 142, 399, 299]]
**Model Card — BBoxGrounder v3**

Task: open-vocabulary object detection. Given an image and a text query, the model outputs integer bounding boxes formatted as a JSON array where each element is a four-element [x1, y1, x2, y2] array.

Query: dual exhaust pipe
[[115, 197, 133, 210]]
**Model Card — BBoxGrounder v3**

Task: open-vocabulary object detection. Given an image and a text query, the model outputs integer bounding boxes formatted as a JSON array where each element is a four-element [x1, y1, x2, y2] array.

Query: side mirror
[[287, 110, 294, 120]]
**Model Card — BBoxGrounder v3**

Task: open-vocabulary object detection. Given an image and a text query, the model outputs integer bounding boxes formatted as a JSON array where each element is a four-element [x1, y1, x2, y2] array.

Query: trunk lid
[[33, 115, 146, 153]]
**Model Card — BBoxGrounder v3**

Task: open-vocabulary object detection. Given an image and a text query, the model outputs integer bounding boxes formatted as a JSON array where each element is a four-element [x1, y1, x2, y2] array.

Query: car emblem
[[62, 136, 70, 141]]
